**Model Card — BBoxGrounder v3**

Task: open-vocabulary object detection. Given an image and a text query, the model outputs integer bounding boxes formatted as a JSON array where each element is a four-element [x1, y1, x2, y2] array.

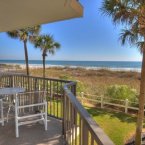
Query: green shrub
[[76, 80, 85, 93], [59, 75, 85, 93], [105, 85, 138, 102]]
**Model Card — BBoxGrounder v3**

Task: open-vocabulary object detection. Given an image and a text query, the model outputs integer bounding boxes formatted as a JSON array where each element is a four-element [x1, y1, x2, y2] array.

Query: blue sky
[[0, 0, 142, 61]]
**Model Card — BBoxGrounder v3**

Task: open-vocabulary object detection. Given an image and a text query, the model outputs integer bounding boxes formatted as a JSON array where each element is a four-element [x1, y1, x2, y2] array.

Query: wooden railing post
[[34, 78, 37, 91], [1, 74, 114, 145], [125, 99, 129, 113], [9, 76, 13, 87], [12, 75, 14, 87], [82, 120, 89, 145], [62, 91, 66, 138], [101, 96, 104, 108], [70, 82, 77, 97], [81, 92, 84, 105]]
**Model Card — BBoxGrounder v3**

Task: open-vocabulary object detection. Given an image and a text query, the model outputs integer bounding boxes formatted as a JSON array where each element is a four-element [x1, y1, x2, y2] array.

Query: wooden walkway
[[0, 117, 64, 145]]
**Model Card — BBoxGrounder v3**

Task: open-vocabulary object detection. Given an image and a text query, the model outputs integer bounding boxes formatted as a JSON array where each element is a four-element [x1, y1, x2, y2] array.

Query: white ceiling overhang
[[0, 0, 83, 32]]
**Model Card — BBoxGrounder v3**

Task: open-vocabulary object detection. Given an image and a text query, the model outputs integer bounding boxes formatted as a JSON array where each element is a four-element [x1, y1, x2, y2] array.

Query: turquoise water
[[0, 60, 141, 70]]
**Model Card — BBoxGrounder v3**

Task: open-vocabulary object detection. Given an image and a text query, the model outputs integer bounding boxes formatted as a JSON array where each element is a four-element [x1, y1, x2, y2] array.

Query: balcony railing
[[0, 73, 114, 145]]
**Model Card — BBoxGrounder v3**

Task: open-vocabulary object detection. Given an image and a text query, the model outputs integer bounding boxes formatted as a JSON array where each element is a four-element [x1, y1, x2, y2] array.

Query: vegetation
[[31, 35, 60, 78], [7, 26, 41, 75], [106, 85, 138, 102], [59, 74, 85, 93], [46, 97, 137, 145], [46, 95, 138, 145], [101, 0, 145, 144], [31, 67, 140, 95], [86, 107, 137, 145], [0, 64, 21, 69]]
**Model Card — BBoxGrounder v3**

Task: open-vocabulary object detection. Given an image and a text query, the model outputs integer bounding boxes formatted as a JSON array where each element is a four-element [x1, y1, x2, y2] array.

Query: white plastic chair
[[15, 91, 47, 138]]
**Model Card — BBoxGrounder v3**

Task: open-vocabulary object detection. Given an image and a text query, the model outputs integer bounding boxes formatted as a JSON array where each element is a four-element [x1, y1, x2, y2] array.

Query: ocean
[[0, 60, 142, 71]]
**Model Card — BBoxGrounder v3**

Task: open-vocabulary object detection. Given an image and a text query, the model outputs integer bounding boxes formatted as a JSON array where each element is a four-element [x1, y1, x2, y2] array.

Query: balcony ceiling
[[0, 0, 83, 32]]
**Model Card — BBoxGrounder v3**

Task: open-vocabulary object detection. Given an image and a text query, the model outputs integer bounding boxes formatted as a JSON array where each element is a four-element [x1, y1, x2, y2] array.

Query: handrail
[[0, 74, 114, 145], [0, 74, 69, 119], [63, 82, 114, 145], [0, 73, 71, 83]]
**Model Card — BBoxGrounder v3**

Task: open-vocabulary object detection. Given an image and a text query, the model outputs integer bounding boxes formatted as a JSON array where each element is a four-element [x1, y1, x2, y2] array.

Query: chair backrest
[[16, 91, 46, 114]]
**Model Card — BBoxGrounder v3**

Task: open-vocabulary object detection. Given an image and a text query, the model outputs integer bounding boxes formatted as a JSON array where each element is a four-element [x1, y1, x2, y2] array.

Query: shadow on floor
[[0, 117, 64, 145]]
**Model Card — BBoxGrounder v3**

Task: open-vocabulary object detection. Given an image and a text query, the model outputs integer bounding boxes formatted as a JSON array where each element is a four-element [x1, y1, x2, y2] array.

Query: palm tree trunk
[[23, 40, 29, 76], [42, 54, 46, 78], [135, 43, 145, 145], [42, 54, 46, 90]]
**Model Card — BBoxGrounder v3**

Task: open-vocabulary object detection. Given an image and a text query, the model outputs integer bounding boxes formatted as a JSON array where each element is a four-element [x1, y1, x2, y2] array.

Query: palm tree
[[7, 25, 41, 76], [31, 35, 60, 78], [101, 0, 145, 144]]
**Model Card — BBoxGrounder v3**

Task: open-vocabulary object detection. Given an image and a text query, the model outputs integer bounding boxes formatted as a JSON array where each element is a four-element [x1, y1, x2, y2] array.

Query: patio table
[[0, 87, 25, 96], [0, 87, 25, 125]]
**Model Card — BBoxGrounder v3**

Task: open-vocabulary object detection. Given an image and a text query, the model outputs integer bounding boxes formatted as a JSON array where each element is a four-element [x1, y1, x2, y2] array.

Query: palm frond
[[136, 41, 144, 53], [119, 29, 138, 45], [54, 42, 61, 49], [28, 25, 41, 35], [7, 25, 41, 42], [31, 34, 61, 56], [7, 30, 19, 39], [101, 0, 138, 24]]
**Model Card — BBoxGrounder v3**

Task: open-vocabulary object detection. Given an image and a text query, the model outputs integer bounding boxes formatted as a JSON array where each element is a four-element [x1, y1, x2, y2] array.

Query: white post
[[81, 92, 84, 105], [15, 94, 19, 138], [101, 96, 104, 108], [45, 101, 47, 131], [125, 99, 128, 113], [39, 84, 41, 91]]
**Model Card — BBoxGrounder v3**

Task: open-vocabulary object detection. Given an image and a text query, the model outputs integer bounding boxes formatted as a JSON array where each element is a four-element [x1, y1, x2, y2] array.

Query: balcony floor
[[0, 117, 64, 145]]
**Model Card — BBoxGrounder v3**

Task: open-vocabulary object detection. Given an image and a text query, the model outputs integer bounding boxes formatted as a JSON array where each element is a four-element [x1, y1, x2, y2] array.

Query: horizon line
[[0, 59, 142, 62]]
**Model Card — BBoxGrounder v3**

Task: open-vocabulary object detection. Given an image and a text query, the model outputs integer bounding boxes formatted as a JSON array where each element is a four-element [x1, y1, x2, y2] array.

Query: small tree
[[106, 85, 138, 102], [7, 25, 41, 75], [31, 35, 60, 78]]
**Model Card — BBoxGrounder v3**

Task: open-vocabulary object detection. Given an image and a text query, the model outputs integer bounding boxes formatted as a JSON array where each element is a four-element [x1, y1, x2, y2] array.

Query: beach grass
[[30, 67, 140, 96]]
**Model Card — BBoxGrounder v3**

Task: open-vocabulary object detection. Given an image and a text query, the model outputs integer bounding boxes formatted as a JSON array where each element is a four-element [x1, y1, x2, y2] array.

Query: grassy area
[[86, 107, 137, 145], [47, 99, 62, 118], [30, 67, 141, 96], [0, 64, 21, 69], [46, 98, 138, 145]]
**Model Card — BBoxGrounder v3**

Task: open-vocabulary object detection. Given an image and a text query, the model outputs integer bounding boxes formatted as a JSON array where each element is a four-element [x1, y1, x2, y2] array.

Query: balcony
[[0, 74, 114, 145]]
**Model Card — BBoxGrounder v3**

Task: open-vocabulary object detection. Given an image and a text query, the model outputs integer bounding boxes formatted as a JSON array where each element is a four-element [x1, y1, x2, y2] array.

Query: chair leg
[[6, 96, 15, 123], [15, 119, 19, 138], [15, 95, 19, 138], [7, 104, 12, 122], [0, 99, 4, 126], [45, 102, 47, 131]]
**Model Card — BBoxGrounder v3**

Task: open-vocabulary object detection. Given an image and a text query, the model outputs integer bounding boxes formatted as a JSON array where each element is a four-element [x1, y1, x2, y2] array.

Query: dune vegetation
[[30, 67, 140, 97]]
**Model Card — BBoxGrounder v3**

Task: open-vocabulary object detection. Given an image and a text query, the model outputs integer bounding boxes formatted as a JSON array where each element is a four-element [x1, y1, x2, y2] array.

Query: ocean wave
[[23, 64, 141, 72], [0, 62, 141, 72]]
